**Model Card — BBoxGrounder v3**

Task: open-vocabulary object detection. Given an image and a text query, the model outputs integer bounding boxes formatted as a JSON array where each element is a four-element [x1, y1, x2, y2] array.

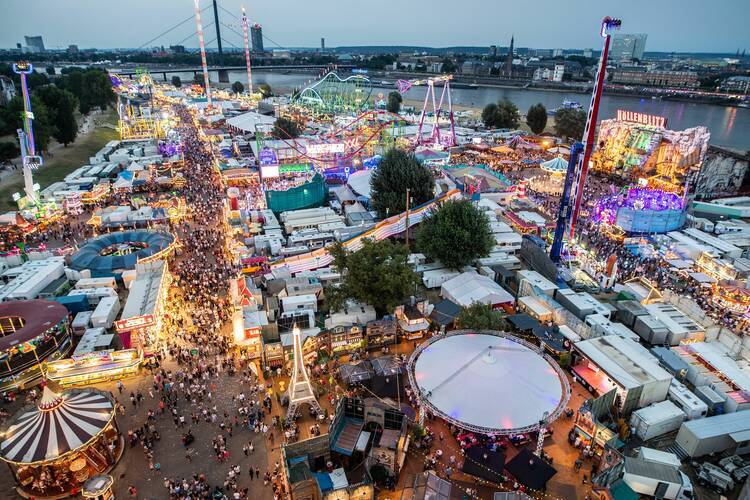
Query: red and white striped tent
[[0, 386, 114, 464]]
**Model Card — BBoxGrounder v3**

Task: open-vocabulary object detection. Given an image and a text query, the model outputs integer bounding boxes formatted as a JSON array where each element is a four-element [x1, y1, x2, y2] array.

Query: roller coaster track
[[269, 109, 409, 164], [269, 188, 462, 273]]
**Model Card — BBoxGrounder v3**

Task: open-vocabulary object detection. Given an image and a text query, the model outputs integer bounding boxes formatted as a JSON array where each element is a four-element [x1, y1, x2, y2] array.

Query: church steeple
[[505, 35, 515, 76]]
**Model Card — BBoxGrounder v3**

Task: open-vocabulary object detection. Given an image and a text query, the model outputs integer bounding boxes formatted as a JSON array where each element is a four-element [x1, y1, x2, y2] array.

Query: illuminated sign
[[616, 110, 667, 128], [260, 165, 280, 179], [115, 314, 156, 332], [259, 147, 278, 166], [72, 349, 113, 365], [279, 163, 311, 174], [306, 143, 345, 156]]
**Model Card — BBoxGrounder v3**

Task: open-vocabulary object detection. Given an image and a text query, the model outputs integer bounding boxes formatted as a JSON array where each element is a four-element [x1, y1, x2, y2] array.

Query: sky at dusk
[[0, 0, 746, 53]]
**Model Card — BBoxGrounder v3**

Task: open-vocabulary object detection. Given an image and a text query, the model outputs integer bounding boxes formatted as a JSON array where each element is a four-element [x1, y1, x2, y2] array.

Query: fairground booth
[[0, 300, 71, 392], [0, 384, 122, 498]]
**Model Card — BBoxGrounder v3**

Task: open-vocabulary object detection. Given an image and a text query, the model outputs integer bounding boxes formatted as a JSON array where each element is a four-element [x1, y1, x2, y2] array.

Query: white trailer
[[75, 277, 117, 290], [71, 311, 93, 336], [422, 269, 460, 289], [90, 296, 121, 329], [630, 400, 686, 441]]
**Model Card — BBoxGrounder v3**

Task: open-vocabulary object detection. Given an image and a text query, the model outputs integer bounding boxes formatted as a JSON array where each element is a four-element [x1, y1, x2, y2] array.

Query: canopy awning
[[0, 386, 114, 464]]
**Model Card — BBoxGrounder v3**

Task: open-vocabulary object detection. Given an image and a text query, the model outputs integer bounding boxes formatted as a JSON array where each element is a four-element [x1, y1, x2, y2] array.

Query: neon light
[[616, 109, 667, 128]]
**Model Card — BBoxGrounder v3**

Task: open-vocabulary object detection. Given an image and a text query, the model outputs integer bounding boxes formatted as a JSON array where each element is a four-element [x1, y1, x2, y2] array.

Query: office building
[[251, 23, 264, 53], [24, 35, 45, 53], [67, 44, 79, 54], [490, 45, 497, 57], [583, 48, 593, 58], [610, 68, 699, 88], [610, 33, 648, 62], [321, 38, 325, 51]]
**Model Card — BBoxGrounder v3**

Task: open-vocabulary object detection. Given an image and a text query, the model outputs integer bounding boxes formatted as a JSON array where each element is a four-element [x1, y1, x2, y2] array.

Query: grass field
[[0, 109, 118, 211]]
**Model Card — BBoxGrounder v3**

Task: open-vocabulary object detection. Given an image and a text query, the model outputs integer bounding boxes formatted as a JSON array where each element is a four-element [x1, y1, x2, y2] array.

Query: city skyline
[[0, 0, 747, 54]]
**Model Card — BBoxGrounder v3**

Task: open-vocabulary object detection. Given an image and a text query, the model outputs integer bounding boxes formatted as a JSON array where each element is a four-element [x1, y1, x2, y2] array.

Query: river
[[168, 70, 750, 150]]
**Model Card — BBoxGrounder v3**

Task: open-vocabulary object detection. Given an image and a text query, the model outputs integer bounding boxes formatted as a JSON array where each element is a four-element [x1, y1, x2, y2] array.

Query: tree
[[482, 103, 499, 128], [325, 238, 418, 315], [258, 83, 272, 98], [441, 57, 456, 73], [369, 149, 433, 219], [482, 99, 520, 129], [5, 95, 55, 152], [494, 99, 520, 129], [171, 75, 182, 88], [231, 81, 244, 94], [386, 91, 402, 113], [526, 103, 548, 134], [45, 65, 56, 76], [416, 199, 494, 270], [272, 117, 300, 139], [0, 142, 20, 164], [36, 85, 79, 146], [457, 302, 507, 331], [554, 107, 586, 140], [193, 73, 205, 87]]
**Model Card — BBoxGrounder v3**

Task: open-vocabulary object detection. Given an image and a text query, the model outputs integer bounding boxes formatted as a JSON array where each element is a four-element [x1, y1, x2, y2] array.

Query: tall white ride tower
[[286, 324, 322, 420]]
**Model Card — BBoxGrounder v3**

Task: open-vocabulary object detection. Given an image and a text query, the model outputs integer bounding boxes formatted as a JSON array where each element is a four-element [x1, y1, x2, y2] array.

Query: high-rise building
[[321, 38, 325, 51], [610, 34, 648, 62], [583, 48, 593, 58], [24, 35, 45, 52], [490, 45, 497, 57], [251, 24, 264, 54]]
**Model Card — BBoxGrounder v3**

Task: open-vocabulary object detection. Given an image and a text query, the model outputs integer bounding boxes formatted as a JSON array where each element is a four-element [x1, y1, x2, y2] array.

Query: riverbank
[[0, 108, 118, 211]]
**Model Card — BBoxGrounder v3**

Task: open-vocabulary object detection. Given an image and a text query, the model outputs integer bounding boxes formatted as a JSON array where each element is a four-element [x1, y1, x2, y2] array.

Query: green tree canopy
[[325, 238, 418, 315], [0, 142, 20, 164], [386, 91, 402, 113], [457, 302, 507, 331], [481, 98, 520, 129], [554, 107, 586, 140], [45, 65, 56, 75], [6, 95, 55, 152], [416, 199, 494, 270], [57, 68, 114, 114], [36, 85, 79, 146], [258, 83, 272, 98], [171, 75, 182, 88], [272, 117, 300, 139], [526, 103, 548, 134], [231, 81, 244, 94], [441, 57, 457, 73], [370, 149, 433, 219]]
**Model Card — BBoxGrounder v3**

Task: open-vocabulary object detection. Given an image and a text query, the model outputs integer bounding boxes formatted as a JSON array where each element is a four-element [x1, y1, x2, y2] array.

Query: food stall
[[0, 385, 122, 498], [45, 349, 142, 387]]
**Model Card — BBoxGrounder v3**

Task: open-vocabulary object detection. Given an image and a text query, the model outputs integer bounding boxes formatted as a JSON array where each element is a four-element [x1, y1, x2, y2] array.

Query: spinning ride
[[591, 186, 687, 234], [407, 330, 569, 434], [0, 385, 122, 498], [397, 75, 456, 147]]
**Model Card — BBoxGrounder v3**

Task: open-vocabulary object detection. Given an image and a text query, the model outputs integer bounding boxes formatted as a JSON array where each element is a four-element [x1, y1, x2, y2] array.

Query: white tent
[[226, 111, 275, 133], [440, 271, 515, 308]]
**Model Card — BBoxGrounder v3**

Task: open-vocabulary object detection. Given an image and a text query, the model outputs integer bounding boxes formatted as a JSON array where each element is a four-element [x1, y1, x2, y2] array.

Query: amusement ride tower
[[193, 0, 212, 106], [241, 6, 254, 94], [12, 61, 43, 206], [550, 17, 621, 262]]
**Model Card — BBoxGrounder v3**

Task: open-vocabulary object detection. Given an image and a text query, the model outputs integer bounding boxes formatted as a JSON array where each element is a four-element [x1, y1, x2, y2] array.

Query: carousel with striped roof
[[0, 382, 122, 498]]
